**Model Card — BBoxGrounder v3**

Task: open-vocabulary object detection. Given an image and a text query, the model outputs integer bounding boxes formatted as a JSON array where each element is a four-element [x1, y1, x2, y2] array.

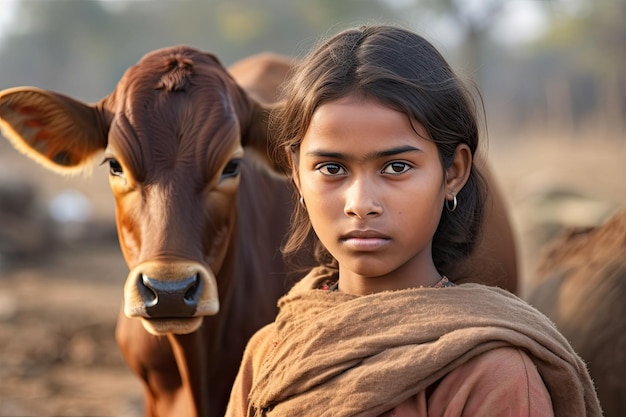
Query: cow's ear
[[0, 87, 109, 175], [240, 99, 286, 174]]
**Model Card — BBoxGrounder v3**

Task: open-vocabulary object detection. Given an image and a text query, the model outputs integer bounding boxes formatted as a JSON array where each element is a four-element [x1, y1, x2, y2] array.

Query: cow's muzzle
[[139, 274, 201, 318], [123, 260, 219, 334]]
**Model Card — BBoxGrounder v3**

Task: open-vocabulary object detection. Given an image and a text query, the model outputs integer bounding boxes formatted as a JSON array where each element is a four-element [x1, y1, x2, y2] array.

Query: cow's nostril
[[138, 274, 201, 318], [140, 275, 159, 307], [184, 275, 201, 304]]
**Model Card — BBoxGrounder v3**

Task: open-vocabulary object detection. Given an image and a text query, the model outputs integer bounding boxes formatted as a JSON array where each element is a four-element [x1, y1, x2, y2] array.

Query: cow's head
[[0, 47, 277, 335]]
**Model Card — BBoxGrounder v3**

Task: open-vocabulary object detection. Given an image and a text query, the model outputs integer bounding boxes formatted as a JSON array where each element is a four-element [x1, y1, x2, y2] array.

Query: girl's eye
[[382, 161, 411, 175], [317, 163, 346, 176]]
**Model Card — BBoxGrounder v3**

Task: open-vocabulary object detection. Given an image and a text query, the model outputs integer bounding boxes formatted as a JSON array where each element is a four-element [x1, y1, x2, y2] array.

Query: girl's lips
[[340, 230, 390, 250], [341, 237, 390, 251]]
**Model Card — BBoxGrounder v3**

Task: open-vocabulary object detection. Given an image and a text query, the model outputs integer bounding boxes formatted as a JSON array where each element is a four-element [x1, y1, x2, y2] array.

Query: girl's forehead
[[298, 96, 439, 162], [303, 96, 430, 145]]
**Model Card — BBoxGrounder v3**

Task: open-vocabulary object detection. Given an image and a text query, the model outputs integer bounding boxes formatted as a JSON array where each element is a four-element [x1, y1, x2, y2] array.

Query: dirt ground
[[0, 134, 624, 416]]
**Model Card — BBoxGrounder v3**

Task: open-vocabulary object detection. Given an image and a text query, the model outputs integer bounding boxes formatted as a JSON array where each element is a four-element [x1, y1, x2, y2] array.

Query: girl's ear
[[445, 144, 472, 199]]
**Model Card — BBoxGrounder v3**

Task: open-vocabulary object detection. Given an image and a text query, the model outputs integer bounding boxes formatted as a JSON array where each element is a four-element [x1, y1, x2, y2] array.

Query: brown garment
[[379, 347, 553, 416], [226, 267, 602, 417]]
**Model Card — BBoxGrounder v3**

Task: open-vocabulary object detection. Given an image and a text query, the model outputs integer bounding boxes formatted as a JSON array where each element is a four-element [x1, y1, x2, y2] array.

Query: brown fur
[[0, 47, 519, 417], [0, 48, 297, 417], [528, 208, 626, 417], [453, 165, 518, 292]]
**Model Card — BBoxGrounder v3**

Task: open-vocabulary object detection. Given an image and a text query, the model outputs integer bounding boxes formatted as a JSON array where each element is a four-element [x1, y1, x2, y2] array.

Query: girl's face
[[294, 96, 465, 295]]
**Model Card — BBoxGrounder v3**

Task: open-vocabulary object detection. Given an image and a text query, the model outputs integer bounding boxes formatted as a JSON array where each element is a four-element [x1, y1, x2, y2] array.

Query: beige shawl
[[246, 267, 602, 417]]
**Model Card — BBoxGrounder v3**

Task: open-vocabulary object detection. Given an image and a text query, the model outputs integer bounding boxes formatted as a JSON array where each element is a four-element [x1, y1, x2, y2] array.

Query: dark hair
[[271, 24, 486, 279]]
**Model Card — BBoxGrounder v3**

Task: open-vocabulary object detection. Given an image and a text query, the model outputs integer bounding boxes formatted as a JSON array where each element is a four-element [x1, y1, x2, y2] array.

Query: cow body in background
[[528, 208, 626, 417], [0, 47, 519, 416]]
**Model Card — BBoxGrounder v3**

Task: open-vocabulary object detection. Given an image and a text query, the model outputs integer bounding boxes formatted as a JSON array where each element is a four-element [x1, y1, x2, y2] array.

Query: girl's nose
[[344, 179, 383, 219]]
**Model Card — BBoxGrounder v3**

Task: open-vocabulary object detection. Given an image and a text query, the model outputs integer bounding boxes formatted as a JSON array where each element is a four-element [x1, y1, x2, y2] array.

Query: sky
[[383, 0, 550, 46], [0, 0, 19, 40], [0, 0, 550, 46], [486, 0, 549, 44]]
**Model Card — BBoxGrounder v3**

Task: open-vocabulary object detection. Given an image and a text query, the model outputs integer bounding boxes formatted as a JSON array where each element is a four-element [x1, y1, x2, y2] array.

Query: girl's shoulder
[[226, 323, 279, 417], [428, 347, 554, 416], [245, 322, 278, 362]]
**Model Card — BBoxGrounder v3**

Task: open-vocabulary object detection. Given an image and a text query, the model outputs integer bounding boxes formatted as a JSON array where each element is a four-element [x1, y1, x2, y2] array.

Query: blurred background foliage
[[0, 0, 624, 142]]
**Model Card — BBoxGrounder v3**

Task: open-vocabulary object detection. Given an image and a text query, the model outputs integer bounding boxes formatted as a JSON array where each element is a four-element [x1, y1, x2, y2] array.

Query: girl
[[226, 25, 602, 417]]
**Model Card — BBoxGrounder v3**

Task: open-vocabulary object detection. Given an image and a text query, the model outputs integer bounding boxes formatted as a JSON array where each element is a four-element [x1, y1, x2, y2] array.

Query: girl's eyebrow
[[305, 145, 423, 160], [372, 145, 423, 158]]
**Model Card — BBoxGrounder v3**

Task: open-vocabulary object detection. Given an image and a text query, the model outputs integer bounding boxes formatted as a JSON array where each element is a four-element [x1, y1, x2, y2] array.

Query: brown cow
[[0, 47, 299, 417], [0, 46, 518, 416], [527, 208, 626, 417]]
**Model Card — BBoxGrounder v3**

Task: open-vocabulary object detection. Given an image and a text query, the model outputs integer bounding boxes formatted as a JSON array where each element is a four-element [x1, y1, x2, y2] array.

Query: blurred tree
[[0, 0, 398, 101], [383, 0, 626, 140], [536, 0, 626, 137], [381, 0, 523, 87], [2, 0, 621, 139], [0, 0, 120, 100]]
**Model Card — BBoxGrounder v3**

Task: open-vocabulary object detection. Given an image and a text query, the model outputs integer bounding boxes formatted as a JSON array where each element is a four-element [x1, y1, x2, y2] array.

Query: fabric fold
[[247, 266, 601, 417]]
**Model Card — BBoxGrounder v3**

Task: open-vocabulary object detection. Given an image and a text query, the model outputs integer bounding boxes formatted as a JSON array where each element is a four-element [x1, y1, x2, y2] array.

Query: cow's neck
[[167, 330, 210, 417]]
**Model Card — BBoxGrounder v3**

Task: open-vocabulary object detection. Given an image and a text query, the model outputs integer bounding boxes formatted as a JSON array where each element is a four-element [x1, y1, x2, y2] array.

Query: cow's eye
[[221, 159, 241, 180], [104, 158, 123, 176]]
